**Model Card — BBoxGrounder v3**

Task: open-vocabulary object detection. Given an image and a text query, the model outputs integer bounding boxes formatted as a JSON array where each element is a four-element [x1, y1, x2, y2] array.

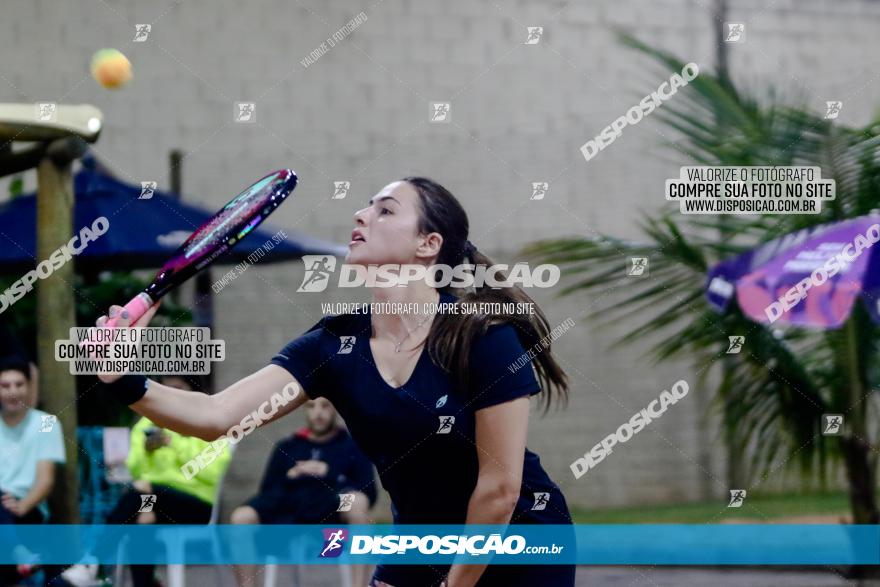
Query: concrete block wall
[[1, 0, 877, 515]]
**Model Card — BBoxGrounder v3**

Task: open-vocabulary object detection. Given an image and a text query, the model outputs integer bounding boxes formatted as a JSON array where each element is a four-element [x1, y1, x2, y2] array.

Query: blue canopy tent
[[0, 153, 345, 401], [0, 154, 346, 527], [0, 157, 345, 273]]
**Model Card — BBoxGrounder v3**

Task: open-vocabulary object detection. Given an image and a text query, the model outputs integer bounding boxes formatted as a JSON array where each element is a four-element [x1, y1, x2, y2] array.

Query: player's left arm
[[445, 396, 529, 587]]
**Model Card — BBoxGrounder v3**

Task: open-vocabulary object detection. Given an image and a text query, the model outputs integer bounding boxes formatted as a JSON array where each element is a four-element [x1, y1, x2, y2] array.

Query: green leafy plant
[[524, 32, 880, 523]]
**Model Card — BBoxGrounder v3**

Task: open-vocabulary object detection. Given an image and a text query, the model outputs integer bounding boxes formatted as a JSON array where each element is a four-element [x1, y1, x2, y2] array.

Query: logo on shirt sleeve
[[435, 395, 448, 409]]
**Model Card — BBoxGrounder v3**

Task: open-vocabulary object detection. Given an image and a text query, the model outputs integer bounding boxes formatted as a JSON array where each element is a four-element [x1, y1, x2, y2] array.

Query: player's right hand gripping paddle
[[104, 169, 298, 328]]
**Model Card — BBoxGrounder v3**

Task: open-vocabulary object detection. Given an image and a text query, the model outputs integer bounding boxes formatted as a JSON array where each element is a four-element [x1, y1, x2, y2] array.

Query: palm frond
[[523, 34, 880, 490]]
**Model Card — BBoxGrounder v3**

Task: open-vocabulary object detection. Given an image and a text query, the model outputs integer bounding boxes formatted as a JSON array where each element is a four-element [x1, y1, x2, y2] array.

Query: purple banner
[[706, 215, 880, 328]]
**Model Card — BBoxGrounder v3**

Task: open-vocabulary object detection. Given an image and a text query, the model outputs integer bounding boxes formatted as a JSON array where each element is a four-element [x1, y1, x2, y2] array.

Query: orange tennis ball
[[90, 49, 132, 89]]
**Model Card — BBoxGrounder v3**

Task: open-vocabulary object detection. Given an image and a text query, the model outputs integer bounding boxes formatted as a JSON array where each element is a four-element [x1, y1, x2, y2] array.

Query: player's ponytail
[[402, 176, 568, 412]]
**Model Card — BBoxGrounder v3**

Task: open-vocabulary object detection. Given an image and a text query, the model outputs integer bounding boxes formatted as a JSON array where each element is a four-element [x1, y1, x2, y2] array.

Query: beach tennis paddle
[[103, 169, 298, 328]]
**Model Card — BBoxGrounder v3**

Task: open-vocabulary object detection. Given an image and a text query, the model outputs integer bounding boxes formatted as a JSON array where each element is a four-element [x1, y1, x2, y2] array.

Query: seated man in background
[[107, 374, 231, 587], [0, 356, 66, 585], [230, 397, 377, 587]]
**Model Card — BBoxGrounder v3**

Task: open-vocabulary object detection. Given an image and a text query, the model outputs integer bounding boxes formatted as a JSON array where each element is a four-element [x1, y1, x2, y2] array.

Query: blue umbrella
[[0, 160, 345, 273]]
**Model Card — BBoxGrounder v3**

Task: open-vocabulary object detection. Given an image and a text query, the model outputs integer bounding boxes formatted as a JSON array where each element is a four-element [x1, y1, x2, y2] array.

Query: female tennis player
[[96, 176, 575, 587]]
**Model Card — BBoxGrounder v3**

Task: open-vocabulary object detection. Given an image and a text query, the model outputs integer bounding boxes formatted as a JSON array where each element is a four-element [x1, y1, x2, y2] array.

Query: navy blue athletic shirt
[[247, 428, 377, 524], [270, 291, 574, 586]]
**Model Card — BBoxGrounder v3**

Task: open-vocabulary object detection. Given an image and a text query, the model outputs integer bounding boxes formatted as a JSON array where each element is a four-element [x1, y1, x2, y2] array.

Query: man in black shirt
[[230, 397, 377, 587]]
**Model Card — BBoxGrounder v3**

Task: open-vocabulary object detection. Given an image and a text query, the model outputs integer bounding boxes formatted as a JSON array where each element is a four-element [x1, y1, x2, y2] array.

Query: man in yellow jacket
[[107, 375, 231, 587]]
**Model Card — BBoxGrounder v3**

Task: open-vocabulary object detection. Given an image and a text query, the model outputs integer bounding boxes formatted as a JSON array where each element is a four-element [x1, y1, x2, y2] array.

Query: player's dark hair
[[0, 355, 30, 381], [402, 176, 568, 412]]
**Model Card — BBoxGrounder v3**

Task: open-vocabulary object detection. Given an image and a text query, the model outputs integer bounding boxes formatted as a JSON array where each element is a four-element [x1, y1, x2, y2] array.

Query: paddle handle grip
[[105, 292, 154, 328], [77, 292, 154, 354]]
